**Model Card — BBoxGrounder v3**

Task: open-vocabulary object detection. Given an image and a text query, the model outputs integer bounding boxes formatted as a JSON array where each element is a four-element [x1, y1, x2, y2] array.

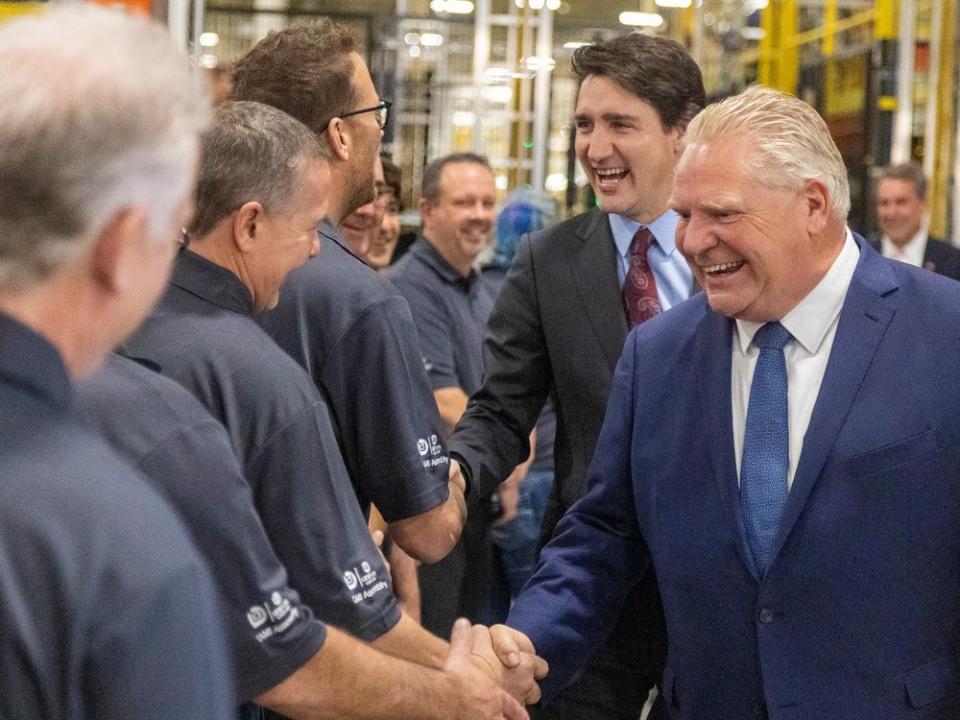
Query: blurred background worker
[[870, 163, 960, 281], [368, 154, 404, 271], [387, 153, 505, 637], [0, 6, 233, 719]]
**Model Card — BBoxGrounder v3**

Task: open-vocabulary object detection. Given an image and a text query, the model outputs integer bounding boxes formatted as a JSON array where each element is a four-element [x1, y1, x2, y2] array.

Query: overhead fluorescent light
[[430, 0, 475, 14], [619, 11, 664, 27], [655, 0, 691, 7]]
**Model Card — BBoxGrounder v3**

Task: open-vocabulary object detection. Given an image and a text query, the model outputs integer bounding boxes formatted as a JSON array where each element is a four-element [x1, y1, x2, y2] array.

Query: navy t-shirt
[[260, 223, 450, 522], [75, 353, 328, 703], [123, 250, 400, 642], [0, 313, 233, 720]]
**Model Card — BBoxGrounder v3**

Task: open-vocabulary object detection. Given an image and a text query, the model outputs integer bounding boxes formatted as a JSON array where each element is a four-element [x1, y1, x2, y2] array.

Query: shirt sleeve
[[84, 485, 235, 720], [246, 399, 401, 642], [320, 297, 450, 523], [138, 420, 327, 701], [506, 328, 649, 701]]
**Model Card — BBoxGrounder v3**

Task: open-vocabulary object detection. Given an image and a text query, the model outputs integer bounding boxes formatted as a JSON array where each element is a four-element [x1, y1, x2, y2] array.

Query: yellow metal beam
[[759, 0, 775, 87], [930, 0, 955, 237], [779, 0, 798, 93], [823, 0, 837, 56], [875, 0, 898, 39], [785, 8, 876, 49]]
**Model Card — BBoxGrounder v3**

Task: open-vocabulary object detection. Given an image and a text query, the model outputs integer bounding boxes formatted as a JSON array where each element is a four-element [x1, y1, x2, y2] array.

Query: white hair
[[0, 5, 210, 293], [684, 85, 851, 219]]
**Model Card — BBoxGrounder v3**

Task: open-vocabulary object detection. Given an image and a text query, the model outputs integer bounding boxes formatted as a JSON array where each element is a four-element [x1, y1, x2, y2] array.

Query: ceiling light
[[741, 26, 765, 40], [420, 32, 444, 46], [619, 11, 664, 27], [563, 41, 591, 49], [199, 32, 219, 47], [430, 0, 475, 14], [547, 0, 561, 8], [655, 0, 691, 7]]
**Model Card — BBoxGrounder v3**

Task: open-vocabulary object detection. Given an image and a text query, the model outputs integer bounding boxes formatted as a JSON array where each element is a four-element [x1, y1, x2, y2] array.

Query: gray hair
[[421, 152, 493, 204], [877, 163, 927, 200], [0, 5, 209, 294], [684, 86, 851, 219], [189, 101, 325, 238]]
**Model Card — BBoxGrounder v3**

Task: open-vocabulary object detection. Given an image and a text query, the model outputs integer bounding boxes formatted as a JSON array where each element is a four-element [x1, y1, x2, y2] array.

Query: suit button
[[758, 608, 775, 624]]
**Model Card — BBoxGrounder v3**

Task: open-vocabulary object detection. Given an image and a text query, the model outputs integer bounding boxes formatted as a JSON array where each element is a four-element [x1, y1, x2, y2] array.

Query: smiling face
[[574, 74, 684, 223], [670, 138, 841, 322], [420, 161, 496, 276], [251, 158, 328, 311], [876, 177, 927, 248]]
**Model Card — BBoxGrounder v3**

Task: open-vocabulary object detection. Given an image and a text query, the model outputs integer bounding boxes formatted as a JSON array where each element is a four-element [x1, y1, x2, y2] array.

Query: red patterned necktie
[[623, 226, 661, 329]]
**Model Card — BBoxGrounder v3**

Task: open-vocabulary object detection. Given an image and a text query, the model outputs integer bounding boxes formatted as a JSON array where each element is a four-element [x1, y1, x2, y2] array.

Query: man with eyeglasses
[[232, 13, 499, 652]]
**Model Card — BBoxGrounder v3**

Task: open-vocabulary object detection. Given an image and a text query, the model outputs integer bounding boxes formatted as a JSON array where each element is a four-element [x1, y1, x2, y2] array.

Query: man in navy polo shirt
[[0, 6, 232, 719], [123, 100, 544, 710]]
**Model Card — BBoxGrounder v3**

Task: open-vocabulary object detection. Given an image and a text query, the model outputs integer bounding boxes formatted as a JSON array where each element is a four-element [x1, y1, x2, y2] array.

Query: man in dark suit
[[872, 162, 960, 280], [449, 33, 704, 719], [498, 86, 960, 719]]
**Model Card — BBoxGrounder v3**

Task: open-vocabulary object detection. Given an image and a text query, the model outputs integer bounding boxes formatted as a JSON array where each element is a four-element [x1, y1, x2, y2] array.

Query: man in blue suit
[[497, 86, 960, 719]]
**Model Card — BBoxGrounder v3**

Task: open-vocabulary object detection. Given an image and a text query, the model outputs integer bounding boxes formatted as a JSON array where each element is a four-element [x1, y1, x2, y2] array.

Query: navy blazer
[[509, 237, 960, 719]]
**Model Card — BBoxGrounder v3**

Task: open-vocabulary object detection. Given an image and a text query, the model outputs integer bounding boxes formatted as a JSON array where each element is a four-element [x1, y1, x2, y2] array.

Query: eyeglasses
[[339, 99, 392, 130]]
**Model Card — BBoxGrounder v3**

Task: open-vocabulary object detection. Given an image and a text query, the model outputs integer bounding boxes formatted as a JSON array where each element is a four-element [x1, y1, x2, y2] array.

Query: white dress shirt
[[732, 229, 860, 489], [881, 226, 927, 268]]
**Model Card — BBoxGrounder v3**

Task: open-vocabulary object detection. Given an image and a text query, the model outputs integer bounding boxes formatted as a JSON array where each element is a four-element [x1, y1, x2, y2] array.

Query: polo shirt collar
[[171, 248, 255, 317], [411, 236, 478, 290], [0, 311, 72, 409]]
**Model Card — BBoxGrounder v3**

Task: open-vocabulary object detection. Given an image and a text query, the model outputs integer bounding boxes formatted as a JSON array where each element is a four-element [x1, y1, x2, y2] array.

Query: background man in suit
[[498, 85, 960, 719], [449, 33, 704, 719], [871, 162, 960, 280]]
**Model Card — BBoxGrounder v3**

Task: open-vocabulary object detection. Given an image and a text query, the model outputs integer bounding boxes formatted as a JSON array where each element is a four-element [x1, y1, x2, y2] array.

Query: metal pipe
[[531, 4, 553, 191], [472, 0, 491, 154], [922, 0, 943, 180], [891, 0, 915, 164]]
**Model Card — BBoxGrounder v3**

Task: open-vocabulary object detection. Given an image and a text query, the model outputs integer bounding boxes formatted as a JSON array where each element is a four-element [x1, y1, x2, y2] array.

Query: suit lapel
[[696, 307, 761, 580], [566, 210, 629, 369], [768, 240, 900, 568]]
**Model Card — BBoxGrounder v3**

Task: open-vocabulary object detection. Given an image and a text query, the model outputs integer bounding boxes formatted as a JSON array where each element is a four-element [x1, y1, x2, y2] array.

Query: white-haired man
[[0, 6, 233, 719], [496, 86, 960, 719]]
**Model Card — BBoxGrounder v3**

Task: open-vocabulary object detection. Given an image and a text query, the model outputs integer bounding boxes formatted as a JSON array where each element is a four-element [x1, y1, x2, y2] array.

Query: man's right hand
[[445, 619, 529, 720]]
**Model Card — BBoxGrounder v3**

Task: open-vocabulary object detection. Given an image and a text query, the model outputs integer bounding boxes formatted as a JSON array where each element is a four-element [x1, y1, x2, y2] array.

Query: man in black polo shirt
[[232, 21, 466, 570], [386, 153, 500, 637], [123, 101, 543, 708], [77, 352, 534, 720], [0, 7, 232, 719]]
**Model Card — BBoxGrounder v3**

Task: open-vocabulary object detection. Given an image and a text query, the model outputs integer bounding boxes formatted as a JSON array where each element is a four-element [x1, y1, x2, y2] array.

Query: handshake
[[443, 619, 549, 720]]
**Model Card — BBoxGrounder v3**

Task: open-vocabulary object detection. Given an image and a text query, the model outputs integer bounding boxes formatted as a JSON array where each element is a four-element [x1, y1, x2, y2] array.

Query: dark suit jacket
[[450, 208, 629, 527], [509, 237, 960, 718], [449, 208, 669, 697], [869, 234, 960, 281]]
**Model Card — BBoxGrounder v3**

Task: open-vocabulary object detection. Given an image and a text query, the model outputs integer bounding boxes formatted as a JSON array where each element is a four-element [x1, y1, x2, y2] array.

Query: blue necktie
[[740, 321, 792, 576]]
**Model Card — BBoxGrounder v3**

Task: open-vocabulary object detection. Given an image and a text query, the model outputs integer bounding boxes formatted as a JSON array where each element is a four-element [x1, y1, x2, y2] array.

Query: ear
[[419, 196, 433, 225], [90, 206, 150, 294], [802, 178, 831, 235], [232, 201, 264, 254], [325, 117, 352, 161]]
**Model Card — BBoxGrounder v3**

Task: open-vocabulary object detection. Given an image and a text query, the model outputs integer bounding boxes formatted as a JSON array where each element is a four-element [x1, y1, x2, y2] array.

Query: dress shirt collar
[[171, 248, 255, 317], [881, 225, 927, 267], [410, 236, 478, 290], [735, 228, 860, 355], [0, 311, 72, 409], [609, 210, 680, 259]]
